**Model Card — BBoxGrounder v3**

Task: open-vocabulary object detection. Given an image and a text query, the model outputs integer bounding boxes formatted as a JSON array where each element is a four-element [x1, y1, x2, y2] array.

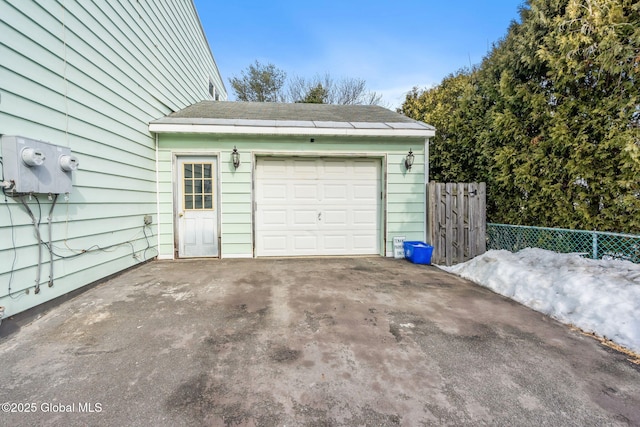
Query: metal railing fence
[[487, 223, 640, 263]]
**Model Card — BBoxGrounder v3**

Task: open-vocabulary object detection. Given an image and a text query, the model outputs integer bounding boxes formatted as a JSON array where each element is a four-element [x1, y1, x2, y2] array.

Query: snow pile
[[440, 248, 640, 354]]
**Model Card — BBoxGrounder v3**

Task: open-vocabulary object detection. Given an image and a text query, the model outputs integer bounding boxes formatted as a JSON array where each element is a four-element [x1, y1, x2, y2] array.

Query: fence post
[[592, 232, 598, 260]]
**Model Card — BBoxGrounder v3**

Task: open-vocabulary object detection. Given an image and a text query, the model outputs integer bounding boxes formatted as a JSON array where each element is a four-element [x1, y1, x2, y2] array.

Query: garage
[[255, 157, 382, 256], [150, 101, 435, 259]]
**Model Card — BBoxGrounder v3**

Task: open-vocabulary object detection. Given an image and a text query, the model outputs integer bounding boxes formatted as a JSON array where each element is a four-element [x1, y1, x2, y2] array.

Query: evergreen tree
[[402, 0, 640, 233], [400, 69, 489, 183], [229, 61, 287, 102], [296, 83, 328, 104]]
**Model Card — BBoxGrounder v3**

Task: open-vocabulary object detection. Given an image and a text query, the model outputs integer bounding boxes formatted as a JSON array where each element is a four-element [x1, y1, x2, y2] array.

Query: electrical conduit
[[20, 196, 42, 294], [48, 194, 58, 287]]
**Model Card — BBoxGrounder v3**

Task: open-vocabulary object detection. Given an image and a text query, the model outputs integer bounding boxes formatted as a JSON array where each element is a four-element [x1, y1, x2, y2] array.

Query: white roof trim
[[149, 123, 434, 137], [149, 118, 435, 137]]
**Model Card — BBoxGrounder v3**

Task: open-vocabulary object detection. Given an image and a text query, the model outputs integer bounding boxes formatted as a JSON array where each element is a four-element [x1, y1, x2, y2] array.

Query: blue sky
[[194, 0, 525, 109]]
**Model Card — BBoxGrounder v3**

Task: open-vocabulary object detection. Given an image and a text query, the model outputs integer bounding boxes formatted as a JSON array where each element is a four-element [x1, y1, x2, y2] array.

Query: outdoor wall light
[[232, 146, 240, 169], [405, 148, 414, 171]]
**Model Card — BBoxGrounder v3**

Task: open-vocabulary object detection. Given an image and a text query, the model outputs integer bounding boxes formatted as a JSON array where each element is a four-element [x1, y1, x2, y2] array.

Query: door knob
[[179, 212, 184, 217]]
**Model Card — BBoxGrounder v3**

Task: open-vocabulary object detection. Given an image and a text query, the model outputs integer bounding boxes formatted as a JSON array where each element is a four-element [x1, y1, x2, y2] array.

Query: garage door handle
[[318, 212, 322, 221]]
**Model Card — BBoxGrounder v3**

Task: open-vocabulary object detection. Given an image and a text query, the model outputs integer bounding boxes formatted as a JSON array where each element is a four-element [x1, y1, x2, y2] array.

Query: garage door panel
[[353, 184, 378, 200], [261, 209, 287, 226], [322, 160, 349, 177], [353, 161, 379, 178], [354, 209, 377, 225], [294, 184, 318, 200], [261, 235, 287, 253], [294, 235, 318, 251], [323, 234, 347, 250], [353, 234, 377, 249], [259, 159, 287, 177], [323, 184, 348, 201], [293, 159, 319, 177], [256, 157, 381, 256], [323, 209, 348, 225], [262, 183, 287, 200], [294, 210, 318, 225]]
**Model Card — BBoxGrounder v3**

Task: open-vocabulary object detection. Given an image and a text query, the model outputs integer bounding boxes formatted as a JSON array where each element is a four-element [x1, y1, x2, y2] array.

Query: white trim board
[[149, 123, 435, 138]]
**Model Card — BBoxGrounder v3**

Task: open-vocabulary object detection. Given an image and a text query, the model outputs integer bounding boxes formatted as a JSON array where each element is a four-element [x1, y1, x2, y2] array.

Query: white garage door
[[256, 157, 381, 256]]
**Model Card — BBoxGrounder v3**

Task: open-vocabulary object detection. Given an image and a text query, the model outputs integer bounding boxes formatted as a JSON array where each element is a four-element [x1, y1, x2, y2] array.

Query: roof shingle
[[162, 101, 432, 126], [150, 101, 435, 136]]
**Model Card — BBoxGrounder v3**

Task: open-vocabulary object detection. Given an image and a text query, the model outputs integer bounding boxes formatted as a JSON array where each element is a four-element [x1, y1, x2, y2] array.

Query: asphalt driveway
[[1, 257, 639, 426]]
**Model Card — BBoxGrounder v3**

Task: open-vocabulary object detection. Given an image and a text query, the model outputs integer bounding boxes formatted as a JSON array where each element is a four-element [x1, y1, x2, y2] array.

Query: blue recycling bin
[[403, 241, 434, 265]]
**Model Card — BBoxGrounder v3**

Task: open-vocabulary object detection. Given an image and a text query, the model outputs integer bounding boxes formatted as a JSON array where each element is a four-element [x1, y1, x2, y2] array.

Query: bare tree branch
[[231, 61, 385, 106]]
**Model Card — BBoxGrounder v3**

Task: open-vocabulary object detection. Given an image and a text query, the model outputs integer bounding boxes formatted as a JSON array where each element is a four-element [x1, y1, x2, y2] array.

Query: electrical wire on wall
[[142, 224, 152, 260], [47, 194, 58, 288], [57, 194, 157, 261], [19, 195, 43, 294], [1, 158, 24, 300], [38, 210, 155, 261], [2, 142, 157, 298], [5, 191, 157, 297]]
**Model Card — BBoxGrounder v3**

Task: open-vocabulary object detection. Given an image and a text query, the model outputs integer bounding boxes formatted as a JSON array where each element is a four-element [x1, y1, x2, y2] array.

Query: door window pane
[[183, 162, 215, 210]]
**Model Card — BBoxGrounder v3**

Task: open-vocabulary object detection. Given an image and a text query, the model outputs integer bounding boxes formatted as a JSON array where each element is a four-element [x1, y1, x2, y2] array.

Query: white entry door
[[256, 157, 381, 256], [177, 157, 218, 257]]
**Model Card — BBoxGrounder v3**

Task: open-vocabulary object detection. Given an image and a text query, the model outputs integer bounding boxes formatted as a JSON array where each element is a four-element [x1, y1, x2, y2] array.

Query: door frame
[[252, 152, 387, 257], [172, 152, 221, 258]]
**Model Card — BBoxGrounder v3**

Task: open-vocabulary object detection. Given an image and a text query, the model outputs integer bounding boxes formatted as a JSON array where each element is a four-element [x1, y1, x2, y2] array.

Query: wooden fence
[[428, 182, 487, 266]]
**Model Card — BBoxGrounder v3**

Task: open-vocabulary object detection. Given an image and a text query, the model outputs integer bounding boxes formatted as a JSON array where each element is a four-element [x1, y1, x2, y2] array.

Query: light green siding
[[0, 0, 226, 317], [157, 134, 426, 258]]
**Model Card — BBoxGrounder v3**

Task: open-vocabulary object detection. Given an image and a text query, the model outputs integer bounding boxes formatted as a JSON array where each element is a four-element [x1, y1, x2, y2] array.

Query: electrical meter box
[[1, 135, 79, 194]]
